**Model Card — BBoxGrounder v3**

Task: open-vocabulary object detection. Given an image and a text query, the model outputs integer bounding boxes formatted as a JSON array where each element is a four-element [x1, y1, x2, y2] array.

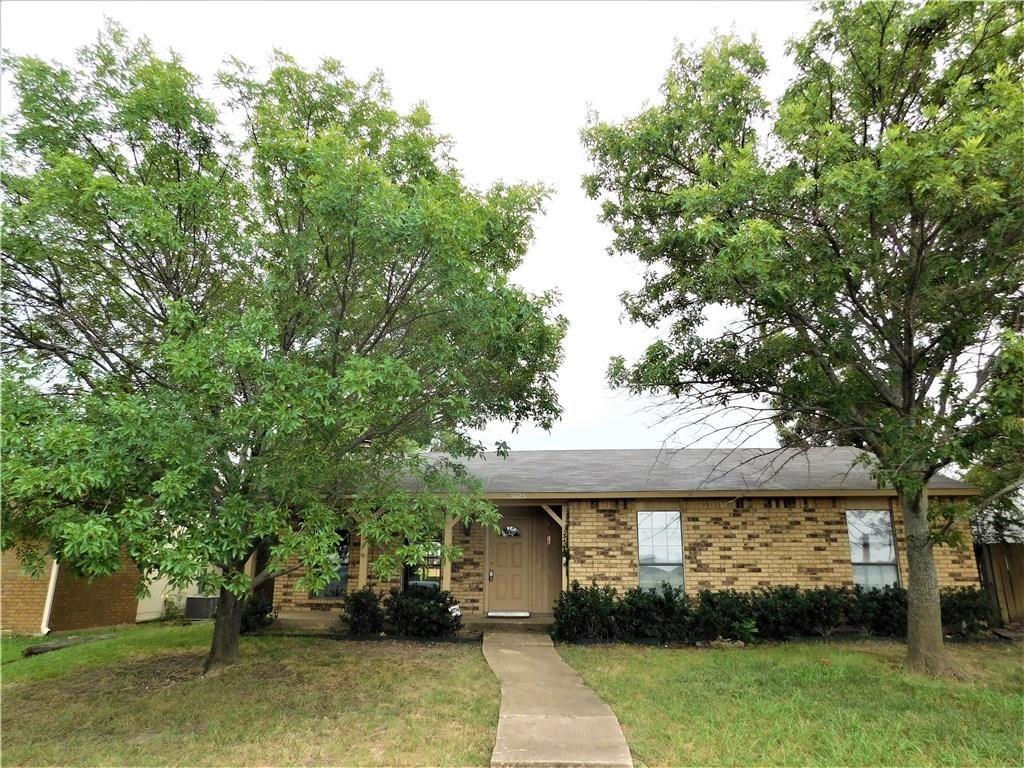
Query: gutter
[[40, 559, 59, 635], [478, 487, 980, 501]]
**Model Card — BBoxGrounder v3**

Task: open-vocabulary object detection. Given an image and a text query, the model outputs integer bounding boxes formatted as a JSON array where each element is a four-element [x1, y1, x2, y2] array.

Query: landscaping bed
[[553, 582, 995, 644]]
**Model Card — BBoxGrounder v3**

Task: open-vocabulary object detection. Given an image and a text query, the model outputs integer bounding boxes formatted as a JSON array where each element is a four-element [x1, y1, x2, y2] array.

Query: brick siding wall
[[2, 549, 142, 634], [567, 500, 639, 589], [567, 496, 979, 593], [682, 497, 851, 591], [450, 521, 486, 615], [273, 495, 980, 616], [1, 549, 52, 634], [272, 543, 403, 613], [48, 554, 142, 631], [274, 527, 487, 615]]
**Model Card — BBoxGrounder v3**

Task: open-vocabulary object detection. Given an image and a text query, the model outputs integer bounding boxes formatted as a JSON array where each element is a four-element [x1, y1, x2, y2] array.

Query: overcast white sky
[[2, 1, 814, 452]]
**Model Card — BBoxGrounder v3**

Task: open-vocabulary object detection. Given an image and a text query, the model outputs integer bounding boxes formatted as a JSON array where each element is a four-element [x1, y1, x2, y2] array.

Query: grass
[[1, 623, 499, 766], [559, 639, 1024, 768]]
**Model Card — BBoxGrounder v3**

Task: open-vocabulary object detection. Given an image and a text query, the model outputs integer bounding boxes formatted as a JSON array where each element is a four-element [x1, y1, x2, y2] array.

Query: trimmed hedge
[[341, 585, 462, 638], [342, 586, 386, 635], [553, 581, 994, 643], [386, 585, 462, 638]]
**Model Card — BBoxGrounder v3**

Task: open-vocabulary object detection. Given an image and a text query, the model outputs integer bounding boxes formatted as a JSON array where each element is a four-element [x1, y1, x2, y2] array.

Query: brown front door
[[488, 516, 530, 613]]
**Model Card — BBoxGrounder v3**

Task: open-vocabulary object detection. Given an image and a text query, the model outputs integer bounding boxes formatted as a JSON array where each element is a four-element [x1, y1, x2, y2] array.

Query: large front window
[[404, 540, 442, 589], [846, 509, 900, 588], [637, 510, 685, 590]]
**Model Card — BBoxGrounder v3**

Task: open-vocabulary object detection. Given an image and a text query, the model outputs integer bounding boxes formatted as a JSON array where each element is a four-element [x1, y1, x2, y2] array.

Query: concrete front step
[[463, 615, 554, 634]]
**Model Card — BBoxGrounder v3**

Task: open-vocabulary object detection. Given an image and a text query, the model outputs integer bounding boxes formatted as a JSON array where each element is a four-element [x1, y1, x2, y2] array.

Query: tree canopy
[[584, 0, 1023, 675], [2, 26, 565, 669]]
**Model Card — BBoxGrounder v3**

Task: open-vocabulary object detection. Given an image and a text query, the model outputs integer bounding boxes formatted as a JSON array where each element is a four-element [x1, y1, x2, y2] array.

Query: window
[[404, 540, 442, 589], [311, 532, 350, 599], [846, 510, 899, 588], [637, 510, 685, 590]]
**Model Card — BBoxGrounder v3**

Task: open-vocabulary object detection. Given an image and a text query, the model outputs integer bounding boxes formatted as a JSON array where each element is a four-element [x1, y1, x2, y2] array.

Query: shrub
[[161, 595, 184, 622], [342, 586, 385, 635], [240, 597, 277, 634], [941, 586, 993, 636], [691, 589, 753, 641], [385, 585, 462, 638], [801, 586, 855, 637], [551, 583, 995, 645], [552, 581, 618, 642], [616, 584, 689, 643], [751, 585, 808, 640], [732, 617, 759, 645], [850, 584, 907, 636]]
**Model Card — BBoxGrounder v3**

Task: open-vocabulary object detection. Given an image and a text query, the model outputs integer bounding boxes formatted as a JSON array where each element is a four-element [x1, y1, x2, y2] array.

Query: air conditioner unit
[[184, 595, 219, 620]]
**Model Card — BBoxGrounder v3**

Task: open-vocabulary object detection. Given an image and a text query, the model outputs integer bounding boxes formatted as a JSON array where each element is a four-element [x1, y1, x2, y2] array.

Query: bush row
[[341, 585, 462, 638], [553, 582, 993, 643]]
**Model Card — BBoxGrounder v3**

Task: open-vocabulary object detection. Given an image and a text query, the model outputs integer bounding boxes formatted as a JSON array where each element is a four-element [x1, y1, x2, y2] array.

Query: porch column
[[441, 516, 454, 592], [358, 537, 369, 589], [542, 504, 568, 592]]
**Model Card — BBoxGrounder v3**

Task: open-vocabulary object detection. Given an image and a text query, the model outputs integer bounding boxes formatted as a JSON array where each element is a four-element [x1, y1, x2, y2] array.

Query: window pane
[[853, 564, 899, 589], [406, 541, 442, 587], [637, 510, 683, 565], [846, 510, 896, 564], [640, 565, 684, 590]]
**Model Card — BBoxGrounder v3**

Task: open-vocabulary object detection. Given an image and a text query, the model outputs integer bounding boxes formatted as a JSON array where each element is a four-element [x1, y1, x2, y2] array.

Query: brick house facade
[[1, 548, 141, 635], [273, 448, 980, 620], [564, 496, 976, 593]]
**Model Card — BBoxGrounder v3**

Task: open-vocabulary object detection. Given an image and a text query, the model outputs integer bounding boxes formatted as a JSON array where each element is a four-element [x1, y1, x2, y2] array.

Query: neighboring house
[[1, 549, 205, 633], [1, 548, 141, 635], [273, 447, 981, 620], [135, 574, 202, 622]]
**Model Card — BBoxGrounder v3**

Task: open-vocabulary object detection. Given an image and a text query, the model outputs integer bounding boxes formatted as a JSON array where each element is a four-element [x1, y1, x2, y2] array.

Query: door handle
[[488, 569, 494, 582]]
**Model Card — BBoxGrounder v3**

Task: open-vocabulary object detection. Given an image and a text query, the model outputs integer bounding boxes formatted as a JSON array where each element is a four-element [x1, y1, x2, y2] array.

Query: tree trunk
[[203, 586, 245, 675], [901, 489, 957, 677]]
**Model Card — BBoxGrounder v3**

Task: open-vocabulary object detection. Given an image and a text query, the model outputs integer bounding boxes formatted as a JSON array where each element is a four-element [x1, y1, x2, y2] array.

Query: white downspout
[[40, 559, 59, 635]]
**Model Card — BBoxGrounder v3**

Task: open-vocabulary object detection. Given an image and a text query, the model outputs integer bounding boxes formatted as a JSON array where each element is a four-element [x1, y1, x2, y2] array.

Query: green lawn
[[559, 640, 1024, 767], [1, 623, 499, 766], [5, 626, 1021, 767]]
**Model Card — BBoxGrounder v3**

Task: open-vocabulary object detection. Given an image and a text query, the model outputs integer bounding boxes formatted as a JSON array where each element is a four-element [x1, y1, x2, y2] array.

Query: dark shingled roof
[[423, 447, 971, 495]]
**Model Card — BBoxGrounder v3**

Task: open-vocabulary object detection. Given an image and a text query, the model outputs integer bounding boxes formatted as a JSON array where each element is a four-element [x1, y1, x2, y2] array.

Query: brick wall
[[450, 521, 486, 615], [272, 543, 403, 613], [1, 549, 52, 634], [568, 496, 979, 594], [2, 549, 142, 634], [890, 498, 979, 586], [272, 494, 980, 616], [567, 500, 639, 589], [683, 497, 855, 592], [273, 526, 487, 615], [48, 554, 142, 632]]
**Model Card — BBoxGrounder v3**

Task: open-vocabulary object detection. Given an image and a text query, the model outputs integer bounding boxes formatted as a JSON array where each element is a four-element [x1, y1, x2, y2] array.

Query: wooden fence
[[977, 543, 1024, 625]]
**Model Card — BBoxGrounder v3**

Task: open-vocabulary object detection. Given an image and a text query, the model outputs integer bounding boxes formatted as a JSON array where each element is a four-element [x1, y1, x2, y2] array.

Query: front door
[[488, 516, 530, 613]]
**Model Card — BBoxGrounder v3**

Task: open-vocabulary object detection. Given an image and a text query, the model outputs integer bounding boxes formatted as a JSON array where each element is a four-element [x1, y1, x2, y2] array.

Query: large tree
[[584, 0, 1023, 675], [2, 27, 565, 671]]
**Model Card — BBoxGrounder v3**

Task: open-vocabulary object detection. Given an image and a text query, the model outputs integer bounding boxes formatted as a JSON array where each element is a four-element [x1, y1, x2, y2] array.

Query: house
[[1, 548, 142, 635], [273, 447, 981, 621], [135, 574, 202, 622], [0, 547, 204, 634]]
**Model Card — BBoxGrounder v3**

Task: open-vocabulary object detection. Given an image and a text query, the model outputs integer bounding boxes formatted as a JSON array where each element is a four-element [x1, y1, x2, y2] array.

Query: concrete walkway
[[482, 632, 633, 768]]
